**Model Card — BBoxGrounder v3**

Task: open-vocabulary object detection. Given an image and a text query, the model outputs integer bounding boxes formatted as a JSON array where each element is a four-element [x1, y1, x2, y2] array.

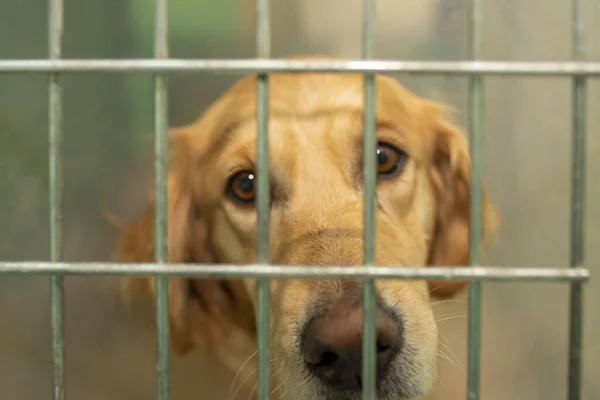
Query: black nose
[[301, 299, 402, 391]]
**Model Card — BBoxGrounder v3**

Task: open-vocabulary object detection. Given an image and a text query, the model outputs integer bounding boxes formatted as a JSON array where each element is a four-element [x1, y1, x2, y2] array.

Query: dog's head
[[114, 63, 498, 400]]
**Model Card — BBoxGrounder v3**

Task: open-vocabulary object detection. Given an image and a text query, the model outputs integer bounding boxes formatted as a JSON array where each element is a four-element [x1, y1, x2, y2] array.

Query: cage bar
[[0, 2, 592, 400], [153, 0, 170, 399], [568, 0, 587, 398], [1, 59, 600, 76], [48, 0, 65, 398], [255, 0, 271, 398], [0, 262, 590, 281], [467, 0, 484, 399], [360, 0, 377, 399]]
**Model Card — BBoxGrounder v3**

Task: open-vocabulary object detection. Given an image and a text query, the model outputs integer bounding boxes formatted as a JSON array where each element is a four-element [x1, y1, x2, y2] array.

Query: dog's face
[[115, 68, 498, 400]]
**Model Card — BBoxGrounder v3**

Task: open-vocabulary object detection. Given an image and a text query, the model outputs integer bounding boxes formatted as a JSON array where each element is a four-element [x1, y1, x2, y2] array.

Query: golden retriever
[[113, 56, 498, 400]]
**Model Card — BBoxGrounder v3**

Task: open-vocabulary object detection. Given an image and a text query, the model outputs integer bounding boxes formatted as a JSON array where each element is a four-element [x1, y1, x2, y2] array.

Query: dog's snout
[[301, 298, 402, 391]]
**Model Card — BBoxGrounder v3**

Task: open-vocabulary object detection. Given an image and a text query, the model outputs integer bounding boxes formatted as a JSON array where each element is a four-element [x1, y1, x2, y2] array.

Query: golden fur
[[113, 56, 498, 400]]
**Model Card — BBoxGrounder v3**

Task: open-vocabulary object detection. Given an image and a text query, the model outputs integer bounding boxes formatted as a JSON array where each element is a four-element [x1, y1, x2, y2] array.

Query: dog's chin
[[291, 386, 426, 400], [277, 367, 431, 400], [304, 390, 421, 400]]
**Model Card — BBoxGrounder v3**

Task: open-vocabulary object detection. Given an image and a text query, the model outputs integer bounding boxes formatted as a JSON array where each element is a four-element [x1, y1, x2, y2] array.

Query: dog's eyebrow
[[216, 107, 370, 145], [200, 114, 254, 158], [202, 109, 288, 156]]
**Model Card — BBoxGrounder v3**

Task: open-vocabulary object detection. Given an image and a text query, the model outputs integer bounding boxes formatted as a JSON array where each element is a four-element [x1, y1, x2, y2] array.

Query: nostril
[[376, 326, 399, 353], [376, 340, 393, 354], [355, 374, 362, 390], [306, 348, 339, 367], [317, 350, 339, 367]]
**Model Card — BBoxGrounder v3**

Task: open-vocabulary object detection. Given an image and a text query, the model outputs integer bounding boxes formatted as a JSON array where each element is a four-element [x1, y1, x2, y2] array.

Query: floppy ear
[[113, 128, 255, 355], [426, 107, 499, 299]]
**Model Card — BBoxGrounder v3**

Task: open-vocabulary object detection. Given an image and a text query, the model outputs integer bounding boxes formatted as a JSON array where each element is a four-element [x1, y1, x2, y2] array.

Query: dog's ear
[[113, 128, 255, 355], [114, 128, 198, 353], [425, 106, 499, 299]]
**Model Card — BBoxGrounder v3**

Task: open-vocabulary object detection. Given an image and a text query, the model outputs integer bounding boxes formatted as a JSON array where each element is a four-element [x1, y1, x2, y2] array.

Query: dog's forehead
[[200, 73, 425, 147], [227, 73, 419, 116]]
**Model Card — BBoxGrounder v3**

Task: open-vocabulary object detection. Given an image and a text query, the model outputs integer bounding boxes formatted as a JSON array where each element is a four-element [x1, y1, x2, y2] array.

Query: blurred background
[[0, 0, 598, 399]]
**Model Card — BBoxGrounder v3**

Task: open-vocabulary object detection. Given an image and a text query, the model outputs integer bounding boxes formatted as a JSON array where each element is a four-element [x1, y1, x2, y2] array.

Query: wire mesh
[[255, 0, 272, 397], [153, 0, 170, 398], [0, 0, 593, 399], [361, 0, 377, 398], [466, 0, 484, 398], [48, 0, 65, 398], [1, 59, 599, 75], [568, 0, 587, 398], [0, 262, 589, 281]]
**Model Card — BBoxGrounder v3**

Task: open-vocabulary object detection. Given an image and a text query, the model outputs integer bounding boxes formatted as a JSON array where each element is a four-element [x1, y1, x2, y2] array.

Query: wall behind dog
[[0, 0, 597, 399]]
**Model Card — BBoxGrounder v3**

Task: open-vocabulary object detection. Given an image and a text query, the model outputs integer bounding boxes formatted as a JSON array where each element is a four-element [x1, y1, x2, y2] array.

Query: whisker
[[280, 373, 311, 400], [434, 311, 468, 319], [229, 351, 258, 396], [433, 364, 443, 388], [246, 381, 258, 400], [270, 381, 284, 397], [293, 375, 313, 400], [435, 314, 468, 324], [437, 348, 465, 376], [232, 358, 280, 400], [230, 366, 257, 400], [437, 334, 465, 377], [429, 298, 467, 306]]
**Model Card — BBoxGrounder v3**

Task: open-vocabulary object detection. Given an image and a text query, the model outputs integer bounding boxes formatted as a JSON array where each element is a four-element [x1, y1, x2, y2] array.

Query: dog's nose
[[301, 299, 402, 391]]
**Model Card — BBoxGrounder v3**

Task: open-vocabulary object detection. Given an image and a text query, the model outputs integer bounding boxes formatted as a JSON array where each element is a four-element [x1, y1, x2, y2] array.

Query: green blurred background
[[0, 0, 598, 399]]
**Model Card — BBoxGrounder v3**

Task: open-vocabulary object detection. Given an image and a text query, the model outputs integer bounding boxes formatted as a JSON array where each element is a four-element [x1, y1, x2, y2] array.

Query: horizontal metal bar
[[0, 262, 590, 281], [1, 59, 600, 76]]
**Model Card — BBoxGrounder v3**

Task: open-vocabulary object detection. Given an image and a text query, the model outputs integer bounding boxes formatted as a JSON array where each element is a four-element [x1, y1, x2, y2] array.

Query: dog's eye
[[226, 171, 256, 205], [376, 142, 407, 178]]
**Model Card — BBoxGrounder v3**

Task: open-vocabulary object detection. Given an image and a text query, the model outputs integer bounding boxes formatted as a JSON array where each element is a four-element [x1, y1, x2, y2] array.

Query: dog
[[113, 56, 498, 400]]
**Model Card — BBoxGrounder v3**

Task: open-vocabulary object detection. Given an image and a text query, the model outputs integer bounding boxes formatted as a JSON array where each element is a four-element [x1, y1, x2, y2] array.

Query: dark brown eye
[[226, 171, 256, 205], [376, 143, 408, 178]]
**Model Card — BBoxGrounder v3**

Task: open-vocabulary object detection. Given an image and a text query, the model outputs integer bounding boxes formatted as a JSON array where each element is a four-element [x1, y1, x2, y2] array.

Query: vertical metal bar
[[361, 0, 377, 399], [256, 0, 271, 398], [568, 0, 586, 398], [467, 0, 484, 399], [48, 0, 65, 399], [153, 0, 170, 399]]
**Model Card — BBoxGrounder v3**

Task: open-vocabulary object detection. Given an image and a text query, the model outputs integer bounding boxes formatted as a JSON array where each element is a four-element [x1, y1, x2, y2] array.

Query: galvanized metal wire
[[361, 0, 377, 398], [255, 0, 272, 397], [153, 0, 170, 398], [467, 0, 484, 398], [568, 0, 587, 398], [0, 59, 599, 76], [1, 0, 593, 399], [48, 0, 65, 398], [0, 262, 589, 282]]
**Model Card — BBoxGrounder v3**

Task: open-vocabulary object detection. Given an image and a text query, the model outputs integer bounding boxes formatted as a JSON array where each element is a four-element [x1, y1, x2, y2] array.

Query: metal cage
[[0, 0, 593, 399]]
